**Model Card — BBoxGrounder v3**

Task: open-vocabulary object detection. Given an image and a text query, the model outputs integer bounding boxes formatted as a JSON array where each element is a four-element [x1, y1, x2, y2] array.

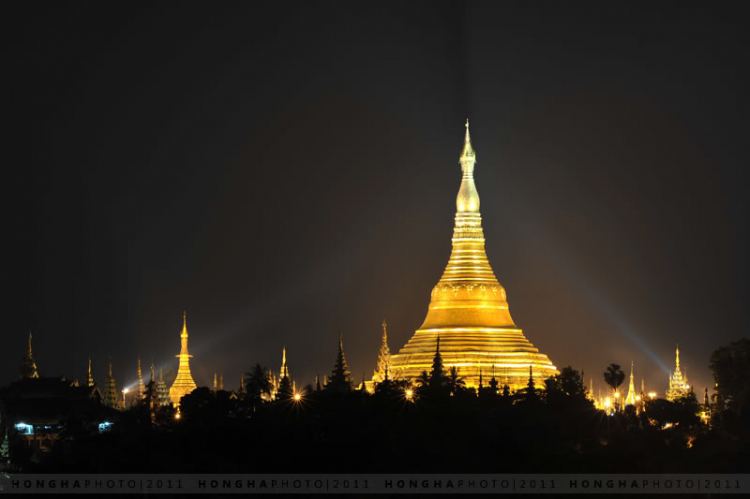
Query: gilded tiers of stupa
[[169, 312, 197, 406], [389, 122, 558, 390]]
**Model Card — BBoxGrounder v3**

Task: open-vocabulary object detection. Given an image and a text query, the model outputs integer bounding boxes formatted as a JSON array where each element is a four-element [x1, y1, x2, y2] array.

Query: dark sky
[[3, 1, 748, 396]]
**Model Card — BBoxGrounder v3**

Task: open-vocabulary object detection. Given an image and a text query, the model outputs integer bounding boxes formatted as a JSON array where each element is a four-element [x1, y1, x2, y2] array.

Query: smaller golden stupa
[[169, 311, 198, 406]]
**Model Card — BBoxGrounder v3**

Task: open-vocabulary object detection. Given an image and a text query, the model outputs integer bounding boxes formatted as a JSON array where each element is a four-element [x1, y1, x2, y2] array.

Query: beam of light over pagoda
[[388, 121, 559, 390]]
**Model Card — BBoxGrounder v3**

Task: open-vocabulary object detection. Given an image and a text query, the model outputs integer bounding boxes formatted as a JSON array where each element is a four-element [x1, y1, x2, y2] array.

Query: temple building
[[103, 360, 119, 409], [169, 312, 197, 406], [156, 368, 170, 407], [666, 346, 690, 401], [387, 122, 558, 390]]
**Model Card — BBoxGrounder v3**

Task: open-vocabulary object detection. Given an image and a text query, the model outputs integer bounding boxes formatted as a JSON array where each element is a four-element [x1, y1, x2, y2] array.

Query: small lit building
[[0, 377, 118, 458]]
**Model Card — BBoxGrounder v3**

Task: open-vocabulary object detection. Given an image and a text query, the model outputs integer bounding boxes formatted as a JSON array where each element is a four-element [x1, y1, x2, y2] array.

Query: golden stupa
[[389, 121, 558, 390], [169, 311, 198, 406]]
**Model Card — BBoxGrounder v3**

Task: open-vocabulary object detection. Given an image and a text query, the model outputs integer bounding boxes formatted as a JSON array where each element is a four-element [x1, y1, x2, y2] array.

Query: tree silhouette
[[428, 337, 447, 389], [447, 366, 466, 395], [710, 338, 750, 421], [277, 375, 294, 401], [246, 364, 272, 403]]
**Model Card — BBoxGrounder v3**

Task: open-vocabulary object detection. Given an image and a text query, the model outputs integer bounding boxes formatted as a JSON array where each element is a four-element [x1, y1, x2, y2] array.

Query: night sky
[[3, 2, 748, 396]]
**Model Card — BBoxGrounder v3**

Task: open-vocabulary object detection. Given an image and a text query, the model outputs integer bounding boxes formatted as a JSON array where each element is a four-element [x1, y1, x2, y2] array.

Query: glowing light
[[293, 393, 302, 402], [405, 389, 414, 400], [663, 423, 673, 429], [123, 388, 129, 394], [636, 395, 641, 401], [603, 398, 611, 408], [648, 392, 657, 400], [175, 412, 181, 420], [614, 391, 620, 398]]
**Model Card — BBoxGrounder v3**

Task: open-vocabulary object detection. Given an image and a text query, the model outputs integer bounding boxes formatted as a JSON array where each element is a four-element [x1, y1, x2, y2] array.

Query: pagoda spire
[[373, 319, 392, 383], [213, 373, 218, 392], [625, 361, 637, 406], [328, 333, 352, 391], [136, 358, 145, 399], [703, 386, 710, 408], [169, 312, 198, 407], [20, 331, 39, 379], [219, 374, 224, 391], [150, 363, 155, 383], [239, 374, 245, 395], [280, 346, 289, 379], [87, 357, 94, 387], [103, 359, 119, 409]]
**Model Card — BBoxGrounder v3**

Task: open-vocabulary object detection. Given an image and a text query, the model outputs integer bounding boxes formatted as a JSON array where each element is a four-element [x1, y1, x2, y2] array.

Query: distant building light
[[98, 422, 114, 433], [15, 423, 34, 435]]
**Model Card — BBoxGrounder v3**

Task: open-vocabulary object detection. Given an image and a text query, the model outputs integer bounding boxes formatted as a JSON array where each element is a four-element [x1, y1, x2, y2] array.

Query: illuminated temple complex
[[388, 122, 558, 390], [169, 312, 197, 406]]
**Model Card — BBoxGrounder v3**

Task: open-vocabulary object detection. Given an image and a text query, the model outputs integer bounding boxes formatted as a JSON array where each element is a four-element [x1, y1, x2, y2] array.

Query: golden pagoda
[[388, 121, 558, 390], [169, 312, 198, 406]]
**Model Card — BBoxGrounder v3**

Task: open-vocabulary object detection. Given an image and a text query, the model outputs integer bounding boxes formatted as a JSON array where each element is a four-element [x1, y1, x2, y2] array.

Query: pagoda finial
[[675, 345, 680, 368], [181, 311, 188, 338], [456, 120, 480, 213], [150, 363, 155, 383], [108, 357, 113, 376], [460, 119, 476, 170]]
